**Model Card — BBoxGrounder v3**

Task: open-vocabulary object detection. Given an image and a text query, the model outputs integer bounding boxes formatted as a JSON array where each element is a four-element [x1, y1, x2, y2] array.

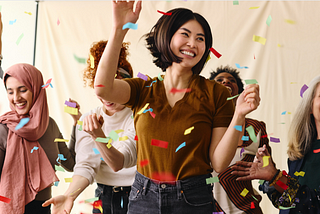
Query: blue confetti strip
[[15, 118, 30, 130], [93, 148, 100, 154], [242, 136, 249, 141], [122, 22, 138, 30], [175, 142, 186, 152]]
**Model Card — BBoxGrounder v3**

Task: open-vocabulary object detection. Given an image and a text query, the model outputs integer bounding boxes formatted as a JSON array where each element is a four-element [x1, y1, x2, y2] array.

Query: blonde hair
[[287, 75, 320, 160]]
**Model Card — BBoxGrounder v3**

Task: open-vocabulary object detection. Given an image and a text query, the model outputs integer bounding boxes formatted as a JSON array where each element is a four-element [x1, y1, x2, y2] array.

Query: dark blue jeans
[[128, 172, 215, 214], [93, 183, 131, 214]]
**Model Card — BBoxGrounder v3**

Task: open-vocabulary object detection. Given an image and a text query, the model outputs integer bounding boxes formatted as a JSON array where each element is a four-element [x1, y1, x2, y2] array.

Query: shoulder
[[0, 124, 8, 150], [0, 123, 8, 134]]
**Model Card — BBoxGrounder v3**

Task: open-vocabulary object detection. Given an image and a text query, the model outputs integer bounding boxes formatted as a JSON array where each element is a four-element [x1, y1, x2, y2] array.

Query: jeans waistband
[[97, 183, 131, 193], [134, 171, 212, 193]]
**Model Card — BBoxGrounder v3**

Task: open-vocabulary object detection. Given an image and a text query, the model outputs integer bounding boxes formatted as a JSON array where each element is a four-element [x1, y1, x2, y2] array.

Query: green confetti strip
[[84, 197, 99, 203], [16, 33, 24, 45], [95, 137, 110, 143], [266, 15, 272, 26], [73, 54, 86, 64], [55, 165, 65, 172], [258, 179, 265, 185], [233, 1, 239, 5], [227, 94, 240, 100], [206, 176, 219, 184], [244, 79, 258, 85]]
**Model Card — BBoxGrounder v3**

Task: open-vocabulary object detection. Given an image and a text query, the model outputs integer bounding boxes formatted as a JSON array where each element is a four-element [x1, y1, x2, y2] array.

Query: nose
[[13, 92, 21, 102], [187, 38, 196, 48], [222, 78, 230, 84]]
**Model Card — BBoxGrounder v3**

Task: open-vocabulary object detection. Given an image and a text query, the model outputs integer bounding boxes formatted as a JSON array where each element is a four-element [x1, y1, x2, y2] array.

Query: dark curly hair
[[209, 65, 244, 94], [83, 40, 133, 88], [145, 8, 212, 75]]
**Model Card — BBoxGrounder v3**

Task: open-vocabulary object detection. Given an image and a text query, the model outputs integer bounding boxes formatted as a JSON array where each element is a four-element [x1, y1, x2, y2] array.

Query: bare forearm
[[95, 140, 124, 172], [64, 175, 89, 200]]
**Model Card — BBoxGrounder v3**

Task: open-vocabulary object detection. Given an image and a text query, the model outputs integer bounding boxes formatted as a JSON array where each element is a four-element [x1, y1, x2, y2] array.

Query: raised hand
[[235, 84, 260, 117], [112, 0, 142, 29], [42, 195, 74, 214], [83, 113, 105, 139], [67, 98, 82, 125]]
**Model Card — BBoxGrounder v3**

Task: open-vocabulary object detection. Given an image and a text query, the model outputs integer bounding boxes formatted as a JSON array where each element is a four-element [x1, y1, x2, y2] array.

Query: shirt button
[[161, 184, 166, 189]]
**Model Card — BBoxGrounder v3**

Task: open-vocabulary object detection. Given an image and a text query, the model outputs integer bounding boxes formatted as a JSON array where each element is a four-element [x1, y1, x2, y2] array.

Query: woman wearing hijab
[[0, 63, 76, 214]]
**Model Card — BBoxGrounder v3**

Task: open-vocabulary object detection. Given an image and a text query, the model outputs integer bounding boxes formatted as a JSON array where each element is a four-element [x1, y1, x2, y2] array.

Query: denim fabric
[[93, 183, 131, 214], [24, 200, 50, 214], [128, 172, 215, 214]]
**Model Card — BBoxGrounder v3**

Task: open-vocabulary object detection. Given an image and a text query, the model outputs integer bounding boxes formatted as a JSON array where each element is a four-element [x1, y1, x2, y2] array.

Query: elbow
[[212, 164, 227, 174], [111, 165, 123, 172], [94, 87, 104, 99]]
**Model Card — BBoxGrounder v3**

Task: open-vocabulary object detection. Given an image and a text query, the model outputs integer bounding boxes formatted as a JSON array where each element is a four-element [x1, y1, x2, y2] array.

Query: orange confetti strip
[[0, 195, 11, 203], [170, 88, 192, 94], [151, 139, 168, 149], [157, 10, 172, 16], [139, 159, 149, 167], [95, 84, 105, 87], [151, 172, 175, 184], [209, 47, 222, 58]]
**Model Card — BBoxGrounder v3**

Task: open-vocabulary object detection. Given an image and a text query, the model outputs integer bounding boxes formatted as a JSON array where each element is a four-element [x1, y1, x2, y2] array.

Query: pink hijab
[[0, 63, 58, 213]]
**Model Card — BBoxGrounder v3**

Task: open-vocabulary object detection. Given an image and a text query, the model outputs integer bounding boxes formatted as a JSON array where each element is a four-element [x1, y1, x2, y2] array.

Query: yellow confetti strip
[[70, 188, 81, 196], [137, 103, 150, 115], [107, 143, 112, 149], [184, 126, 194, 135], [119, 136, 128, 141], [205, 55, 211, 63], [115, 129, 124, 134], [252, 35, 266, 45], [77, 120, 83, 126], [64, 106, 78, 115], [249, 6, 259, 9], [54, 138, 69, 142], [64, 178, 73, 183], [285, 19, 295, 24], [24, 11, 32, 15], [90, 54, 94, 68], [240, 188, 249, 197], [277, 44, 281, 47], [262, 156, 270, 167], [294, 171, 305, 177]]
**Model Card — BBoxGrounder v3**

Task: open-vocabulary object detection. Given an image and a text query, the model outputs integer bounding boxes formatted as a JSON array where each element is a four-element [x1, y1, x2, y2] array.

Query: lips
[[15, 102, 27, 109], [181, 50, 195, 57]]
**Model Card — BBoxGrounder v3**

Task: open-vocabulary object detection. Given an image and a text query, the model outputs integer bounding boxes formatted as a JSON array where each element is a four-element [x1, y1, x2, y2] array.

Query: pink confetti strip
[[137, 72, 148, 81], [300, 84, 308, 98], [64, 100, 77, 108], [157, 10, 172, 16], [170, 88, 192, 94], [151, 139, 168, 149], [270, 137, 280, 143]]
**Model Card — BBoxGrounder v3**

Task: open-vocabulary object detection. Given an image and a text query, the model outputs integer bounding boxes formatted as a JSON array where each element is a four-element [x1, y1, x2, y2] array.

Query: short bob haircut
[[209, 65, 244, 94], [83, 40, 133, 88], [145, 8, 213, 75]]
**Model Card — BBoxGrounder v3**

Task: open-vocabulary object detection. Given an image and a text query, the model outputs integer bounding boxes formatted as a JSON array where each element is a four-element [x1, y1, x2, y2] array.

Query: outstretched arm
[[94, 1, 142, 104]]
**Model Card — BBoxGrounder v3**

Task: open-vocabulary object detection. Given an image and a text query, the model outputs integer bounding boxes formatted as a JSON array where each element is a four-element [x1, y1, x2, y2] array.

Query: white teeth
[[181, 51, 195, 57], [225, 86, 232, 93], [16, 103, 26, 106]]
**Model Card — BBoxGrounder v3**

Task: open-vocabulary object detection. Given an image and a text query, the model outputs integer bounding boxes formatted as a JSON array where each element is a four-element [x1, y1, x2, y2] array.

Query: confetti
[[121, 196, 123, 208], [15, 118, 30, 130], [240, 188, 249, 197], [109, 130, 119, 141], [313, 148, 320, 153], [184, 126, 194, 135], [64, 100, 77, 108], [258, 180, 265, 185], [70, 188, 81, 196], [16, 33, 24, 45], [64, 106, 78, 115], [55, 165, 65, 172], [235, 63, 248, 69], [246, 125, 257, 143], [58, 154, 67, 161], [122, 22, 138, 30], [157, 10, 172, 16], [24, 11, 32, 15], [270, 137, 280, 143], [90, 54, 94, 68], [54, 138, 69, 142], [279, 206, 295, 210], [73, 54, 86, 64], [158, 72, 164, 81], [42, 78, 52, 88], [143, 108, 153, 113], [93, 148, 100, 154], [149, 111, 156, 118], [146, 80, 157, 88], [300, 84, 308, 98], [137, 103, 150, 115], [250, 201, 255, 209], [95, 84, 105, 87], [84, 197, 99, 203], [9, 19, 17, 25], [205, 55, 211, 63], [0, 195, 11, 204], [244, 79, 258, 85], [170, 88, 192, 94], [151, 139, 168, 149], [240, 147, 245, 158], [151, 172, 175, 183], [276, 179, 288, 190], [234, 125, 242, 131], [106, 143, 112, 149], [249, 6, 260, 9], [175, 142, 186, 152], [115, 129, 124, 134], [209, 47, 222, 58], [262, 156, 270, 167], [77, 120, 83, 126], [294, 171, 305, 177], [53, 181, 59, 186], [227, 94, 240, 100], [139, 159, 149, 167], [252, 35, 266, 45], [252, 195, 258, 201], [119, 136, 128, 141], [266, 15, 272, 26], [137, 72, 148, 81], [64, 178, 73, 183], [233, 1, 239, 5], [206, 176, 219, 184], [242, 136, 249, 141], [30, 146, 39, 153], [57, 18, 60, 25], [285, 19, 295, 24], [134, 135, 138, 141], [281, 111, 287, 115]]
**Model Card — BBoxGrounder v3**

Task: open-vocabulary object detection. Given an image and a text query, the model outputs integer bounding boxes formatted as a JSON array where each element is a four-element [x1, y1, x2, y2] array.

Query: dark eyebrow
[[7, 86, 26, 91], [180, 27, 205, 37]]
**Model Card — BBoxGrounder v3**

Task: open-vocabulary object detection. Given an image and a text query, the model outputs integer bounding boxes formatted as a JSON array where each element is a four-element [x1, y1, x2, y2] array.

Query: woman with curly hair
[[93, 1, 260, 213], [43, 40, 136, 214]]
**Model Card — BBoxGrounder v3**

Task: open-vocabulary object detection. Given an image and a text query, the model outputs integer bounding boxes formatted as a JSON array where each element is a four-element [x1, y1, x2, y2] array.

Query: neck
[[102, 105, 125, 116], [164, 65, 193, 89]]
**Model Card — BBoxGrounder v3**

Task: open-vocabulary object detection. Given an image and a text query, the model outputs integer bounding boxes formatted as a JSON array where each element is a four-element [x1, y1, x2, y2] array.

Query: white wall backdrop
[[2, 1, 320, 214]]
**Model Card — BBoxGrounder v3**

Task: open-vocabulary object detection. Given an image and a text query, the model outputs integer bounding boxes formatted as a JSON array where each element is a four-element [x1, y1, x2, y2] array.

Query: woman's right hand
[[112, 0, 142, 29], [42, 195, 74, 214]]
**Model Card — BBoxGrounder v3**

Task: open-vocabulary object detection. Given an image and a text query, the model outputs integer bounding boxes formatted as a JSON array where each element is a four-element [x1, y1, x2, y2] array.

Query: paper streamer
[[139, 159, 149, 167], [184, 126, 194, 135], [240, 188, 249, 197], [122, 22, 138, 30], [151, 139, 168, 149], [54, 138, 69, 142], [90, 54, 95, 68], [249, 6, 260, 9], [64, 106, 78, 115], [30, 146, 39, 153], [262, 156, 270, 167], [93, 148, 100, 154], [300, 84, 308, 98], [15, 118, 30, 130], [235, 63, 248, 69], [170, 88, 192, 94], [266, 15, 272, 26], [234, 125, 242, 131], [64, 100, 77, 108], [313, 148, 320, 153], [244, 79, 258, 85], [175, 142, 186, 152], [206, 176, 219, 184], [246, 125, 257, 143], [0, 195, 11, 204], [270, 137, 280, 143], [157, 10, 172, 16], [158, 72, 164, 81], [137, 72, 148, 81], [137, 103, 150, 115], [73, 54, 86, 64], [252, 35, 266, 45], [64, 178, 73, 183], [294, 171, 305, 177], [146, 80, 157, 87], [16, 33, 24, 45], [55, 165, 65, 172], [227, 94, 240, 100], [209, 47, 222, 58], [242, 136, 249, 141]]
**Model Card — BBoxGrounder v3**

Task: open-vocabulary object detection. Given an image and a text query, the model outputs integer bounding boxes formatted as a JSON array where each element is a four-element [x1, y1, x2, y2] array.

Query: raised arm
[[94, 1, 141, 104], [210, 84, 260, 173]]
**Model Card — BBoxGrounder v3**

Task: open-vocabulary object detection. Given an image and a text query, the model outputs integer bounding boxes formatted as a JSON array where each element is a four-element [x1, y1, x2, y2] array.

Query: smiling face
[[6, 76, 33, 115], [169, 20, 206, 71], [312, 83, 320, 123], [214, 72, 239, 96]]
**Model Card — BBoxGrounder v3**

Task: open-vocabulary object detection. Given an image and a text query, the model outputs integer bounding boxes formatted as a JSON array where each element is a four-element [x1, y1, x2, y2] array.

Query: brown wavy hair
[[83, 40, 133, 88]]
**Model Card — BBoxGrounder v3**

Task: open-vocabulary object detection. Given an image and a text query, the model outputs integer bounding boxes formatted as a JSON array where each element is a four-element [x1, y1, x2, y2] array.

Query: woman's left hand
[[235, 84, 260, 117], [83, 113, 105, 139], [67, 98, 82, 125]]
